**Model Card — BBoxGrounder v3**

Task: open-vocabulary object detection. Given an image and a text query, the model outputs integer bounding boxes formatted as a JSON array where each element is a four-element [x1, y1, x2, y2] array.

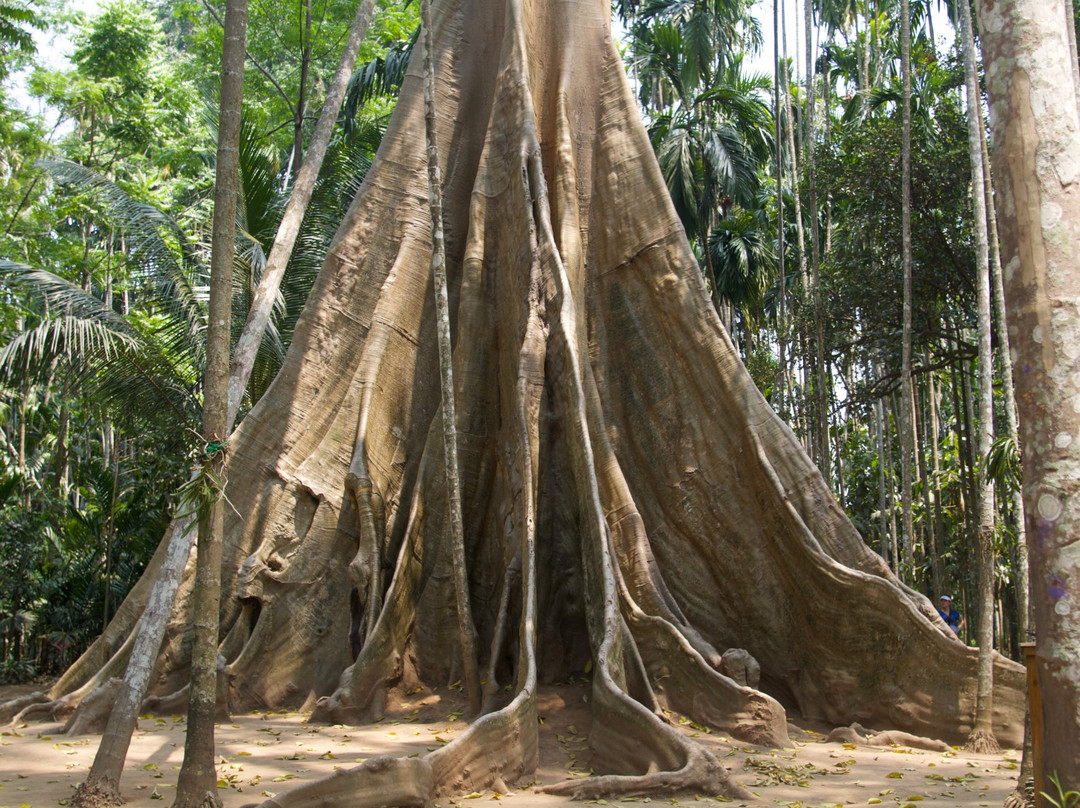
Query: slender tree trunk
[[227, 0, 379, 424], [927, 364, 947, 597], [958, 0, 999, 752], [774, 0, 787, 420], [1066, 0, 1080, 113], [292, 0, 313, 182], [874, 392, 890, 562], [974, 0, 1080, 787], [71, 6, 381, 804], [421, 0, 481, 716], [172, 0, 246, 802], [978, 92, 1030, 641], [898, 0, 915, 584], [804, 0, 828, 478]]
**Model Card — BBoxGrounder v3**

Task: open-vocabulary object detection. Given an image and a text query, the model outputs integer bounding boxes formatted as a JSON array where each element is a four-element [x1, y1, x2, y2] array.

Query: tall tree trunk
[[979, 96, 1030, 642], [874, 392, 890, 562], [774, 0, 787, 420], [974, 0, 1080, 788], [804, 0, 828, 478], [227, 0, 379, 425], [421, 0, 481, 716], [958, 0, 999, 753], [69, 7, 383, 801], [292, 0, 313, 182], [172, 0, 246, 801], [898, 0, 915, 584], [926, 364, 947, 598]]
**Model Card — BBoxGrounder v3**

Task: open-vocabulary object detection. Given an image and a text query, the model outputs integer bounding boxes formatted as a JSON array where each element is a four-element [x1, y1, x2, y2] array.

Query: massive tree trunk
[[34, 0, 1024, 802], [974, 0, 1080, 790]]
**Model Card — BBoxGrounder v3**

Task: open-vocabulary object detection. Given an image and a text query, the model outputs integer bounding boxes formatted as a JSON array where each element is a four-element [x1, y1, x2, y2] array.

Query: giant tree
[[974, 0, 1080, 789], [20, 0, 1027, 803]]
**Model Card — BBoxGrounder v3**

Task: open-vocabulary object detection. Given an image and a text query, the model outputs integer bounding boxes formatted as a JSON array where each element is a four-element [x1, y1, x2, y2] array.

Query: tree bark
[[39, 0, 1029, 804], [974, 0, 1080, 788], [898, 0, 915, 584], [774, 0, 787, 419], [173, 0, 246, 802], [979, 92, 1030, 642], [227, 0, 379, 425], [421, 0, 481, 716], [958, 0, 1000, 753]]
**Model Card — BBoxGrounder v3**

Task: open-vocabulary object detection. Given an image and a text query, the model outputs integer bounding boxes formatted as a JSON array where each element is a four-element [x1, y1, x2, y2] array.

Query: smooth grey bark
[[173, 0, 246, 800], [69, 7, 382, 801], [978, 90, 1030, 641], [421, 0, 481, 715], [958, 0, 999, 752], [898, 0, 915, 584], [804, 0, 827, 478], [774, 0, 786, 420], [974, 0, 1080, 787], [71, 515, 195, 807]]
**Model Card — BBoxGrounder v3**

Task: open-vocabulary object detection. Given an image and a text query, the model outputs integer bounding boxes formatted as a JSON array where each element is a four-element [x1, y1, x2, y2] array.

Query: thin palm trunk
[[775, 0, 787, 419], [927, 363, 946, 597], [958, 0, 998, 752], [172, 0, 247, 800], [898, 0, 915, 584], [804, 0, 827, 477], [977, 94, 1029, 641], [422, 0, 481, 716]]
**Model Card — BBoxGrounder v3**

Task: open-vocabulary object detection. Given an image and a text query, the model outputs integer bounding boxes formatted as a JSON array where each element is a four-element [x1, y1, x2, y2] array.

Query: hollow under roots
[[23, 0, 1026, 803]]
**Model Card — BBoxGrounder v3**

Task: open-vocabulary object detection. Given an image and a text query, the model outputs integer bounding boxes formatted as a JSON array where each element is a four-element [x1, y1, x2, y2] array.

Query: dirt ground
[[0, 681, 1022, 807]]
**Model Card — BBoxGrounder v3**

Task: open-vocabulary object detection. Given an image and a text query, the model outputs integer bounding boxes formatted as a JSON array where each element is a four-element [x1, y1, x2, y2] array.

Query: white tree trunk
[[974, 0, 1080, 787]]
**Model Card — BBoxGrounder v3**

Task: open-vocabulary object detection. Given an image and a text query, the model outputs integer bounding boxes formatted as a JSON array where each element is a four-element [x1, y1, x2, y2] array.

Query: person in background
[[937, 595, 965, 638]]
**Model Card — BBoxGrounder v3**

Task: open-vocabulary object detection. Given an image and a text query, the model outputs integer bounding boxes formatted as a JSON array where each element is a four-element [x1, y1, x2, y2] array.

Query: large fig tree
[[37, 0, 1025, 801]]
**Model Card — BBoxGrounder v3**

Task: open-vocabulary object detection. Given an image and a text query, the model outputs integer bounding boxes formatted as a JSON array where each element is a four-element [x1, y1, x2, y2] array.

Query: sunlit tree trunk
[[898, 0, 915, 583], [421, 0, 481, 715], [774, 0, 787, 419], [958, 0, 999, 752], [172, 0, 246, 802], [979, 98, 1030, 642], [974, 0, 1080, 787]]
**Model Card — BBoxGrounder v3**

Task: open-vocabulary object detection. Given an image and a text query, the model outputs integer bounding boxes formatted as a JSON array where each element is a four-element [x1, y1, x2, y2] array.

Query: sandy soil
[[0, 682, 1022, 807]]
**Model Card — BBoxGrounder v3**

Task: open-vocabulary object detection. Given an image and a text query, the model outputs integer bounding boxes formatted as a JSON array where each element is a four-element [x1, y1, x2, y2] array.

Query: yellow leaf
[[142, 763, 159, 771], [842, 743, 856, 750], [905, 797, 924, 801], [584, 660, 593, 674], [465, 792, 483, 799], [237, 751, 252, 757], [885, 772, 903, 779], [867, 800, 882, 805]]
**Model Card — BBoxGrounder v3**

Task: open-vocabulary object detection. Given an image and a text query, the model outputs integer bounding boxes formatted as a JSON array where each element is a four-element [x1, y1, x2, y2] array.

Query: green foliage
[[0, 0, 392, 677], [1043, 772, 1080, 808]]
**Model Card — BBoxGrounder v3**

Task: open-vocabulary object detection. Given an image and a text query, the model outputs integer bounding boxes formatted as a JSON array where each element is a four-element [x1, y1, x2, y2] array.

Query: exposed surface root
[[964, 728, 1001, 754], [171, 790, 221, 808], [70, 778, 123, 808], [9, 693, 77, 726], [249, 755, 434, 808], [1003, 779, 1034, 808], [0, 691, 48, 724], [827, 724, 951, 752], [62, 678, 122, 736], [537, 742, 751, 801]]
